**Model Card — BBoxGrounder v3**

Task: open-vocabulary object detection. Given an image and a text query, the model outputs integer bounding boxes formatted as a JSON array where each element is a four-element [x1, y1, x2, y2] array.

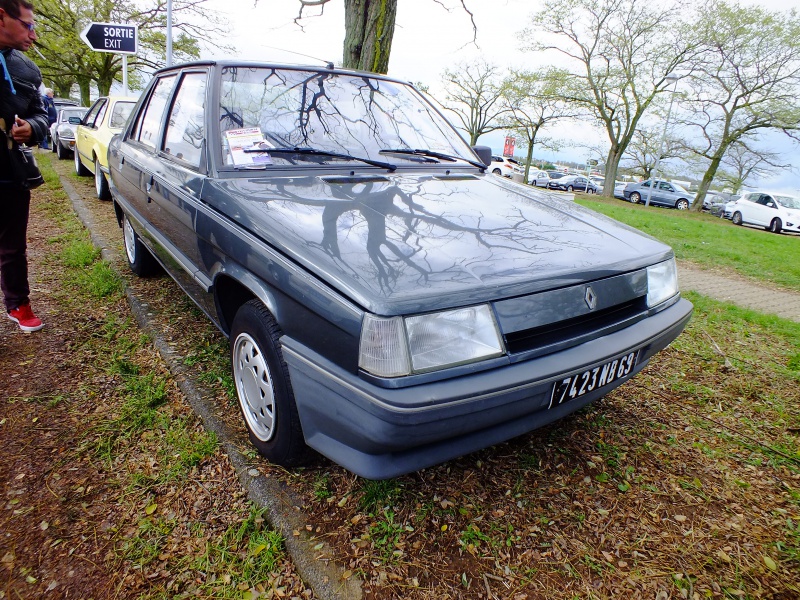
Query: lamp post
[[644, 73, 680, 207]]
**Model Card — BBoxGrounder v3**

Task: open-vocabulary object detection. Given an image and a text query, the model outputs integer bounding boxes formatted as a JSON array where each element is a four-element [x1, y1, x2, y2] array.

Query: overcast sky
[[200, 0, 800, 192]]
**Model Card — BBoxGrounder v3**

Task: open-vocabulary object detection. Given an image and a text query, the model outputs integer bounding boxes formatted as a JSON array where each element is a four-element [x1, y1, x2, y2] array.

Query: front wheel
[[769, 218, 782, 233], [630, 192, 641, 204], [230, 300, 312, 467], [732, 211, 743, 225], [123, 214, 160, 277], [492, 168, 501, 175], [676, 199, 689, 210], [74, 148, 90, 176], [56, 140, 67, 160]]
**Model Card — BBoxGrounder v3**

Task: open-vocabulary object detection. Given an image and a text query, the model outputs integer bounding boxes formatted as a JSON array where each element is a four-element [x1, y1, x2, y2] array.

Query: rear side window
[[110, 102, 135, 129], [163, 72, 208, 169], [136, 75, 177, 150]]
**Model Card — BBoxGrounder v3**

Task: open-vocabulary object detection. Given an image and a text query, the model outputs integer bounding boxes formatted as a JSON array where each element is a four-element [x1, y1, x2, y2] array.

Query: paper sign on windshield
[[224, 128, 273, 166]]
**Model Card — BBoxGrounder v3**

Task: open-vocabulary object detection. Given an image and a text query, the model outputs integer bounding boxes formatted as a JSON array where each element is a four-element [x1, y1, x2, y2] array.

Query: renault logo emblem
[[585, 286, 597, 310]]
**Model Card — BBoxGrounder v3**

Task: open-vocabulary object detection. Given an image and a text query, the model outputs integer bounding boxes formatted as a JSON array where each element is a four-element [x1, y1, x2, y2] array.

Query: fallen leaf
[[763, 555, 777, 571]]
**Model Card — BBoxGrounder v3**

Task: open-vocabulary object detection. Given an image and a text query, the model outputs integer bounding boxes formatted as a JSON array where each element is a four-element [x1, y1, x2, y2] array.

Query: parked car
[[72, 95, 136, 199], [108, 60, 692, 480], [613, 181, 628, 199], [590, 176, 605, 190], [547, 171, 566, 180], [53, 97, 79, 109], [547, 174, 599, 193], [703, 192, 737, 218], [490, 155, 523, 178], [528, 170, 550, 187], [730, 191, 800, 233], [50, 106, 88, 159], [623, 180, 695, 210]]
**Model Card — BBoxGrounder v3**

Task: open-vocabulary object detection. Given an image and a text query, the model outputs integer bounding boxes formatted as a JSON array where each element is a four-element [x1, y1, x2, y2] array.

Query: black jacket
[[0, 48, 48, 185]]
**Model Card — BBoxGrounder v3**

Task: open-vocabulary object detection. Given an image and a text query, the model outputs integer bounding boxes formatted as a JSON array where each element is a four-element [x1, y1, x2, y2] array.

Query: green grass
[[575, 195, 800, 291]]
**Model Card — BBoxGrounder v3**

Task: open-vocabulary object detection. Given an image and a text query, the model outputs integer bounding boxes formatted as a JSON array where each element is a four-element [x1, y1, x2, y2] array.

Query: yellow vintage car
[[73, 95, 136, 199]]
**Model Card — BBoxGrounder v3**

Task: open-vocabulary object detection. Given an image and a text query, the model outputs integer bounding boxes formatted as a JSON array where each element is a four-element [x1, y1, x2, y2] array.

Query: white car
[[50, 106, 88, 160], [490, 155, 523, 178], [528, 170, 550, 187], [730, 191, 800, 234]]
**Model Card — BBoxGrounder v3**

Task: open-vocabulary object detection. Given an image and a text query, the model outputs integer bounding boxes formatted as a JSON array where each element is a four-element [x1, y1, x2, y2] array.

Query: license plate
[[549, 351, 638, 409]]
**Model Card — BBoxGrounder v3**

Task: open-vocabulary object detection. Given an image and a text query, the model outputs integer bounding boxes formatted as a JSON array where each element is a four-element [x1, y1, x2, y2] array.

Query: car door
[[751, 194, 778, 226], [76, 98, 107, 169], [140, 71, 216, 315]]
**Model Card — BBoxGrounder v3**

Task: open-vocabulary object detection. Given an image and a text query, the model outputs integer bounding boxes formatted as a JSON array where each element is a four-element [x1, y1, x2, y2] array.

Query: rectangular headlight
[[359, 305, 504, 377], [647, 258, 679, 307]]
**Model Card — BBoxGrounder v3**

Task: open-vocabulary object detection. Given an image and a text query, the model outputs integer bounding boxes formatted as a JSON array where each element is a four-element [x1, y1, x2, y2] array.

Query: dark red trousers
[[0, 186, 31, 312]]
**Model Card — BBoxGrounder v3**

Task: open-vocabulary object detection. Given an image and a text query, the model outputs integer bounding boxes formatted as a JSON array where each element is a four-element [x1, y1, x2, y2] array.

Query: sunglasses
[[10, 14, 35, 32]]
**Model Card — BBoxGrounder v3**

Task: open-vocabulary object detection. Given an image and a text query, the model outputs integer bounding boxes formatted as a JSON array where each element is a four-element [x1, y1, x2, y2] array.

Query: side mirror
[[68, 116, 82, 125], [472, 145, 492, 167]]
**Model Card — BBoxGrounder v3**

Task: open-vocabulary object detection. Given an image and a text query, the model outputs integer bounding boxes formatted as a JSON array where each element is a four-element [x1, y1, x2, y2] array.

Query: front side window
[[217, 67, 475, 168], [137, 75, 177, 149], [84, 99, 106, 127], [163, 72, 208, 168]]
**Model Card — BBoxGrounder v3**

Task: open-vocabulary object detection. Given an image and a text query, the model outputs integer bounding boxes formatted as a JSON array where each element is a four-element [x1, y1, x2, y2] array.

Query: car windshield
[[60, 108, 86, 122], [775, 195, 800, 209], [217, 67, 475, 168]]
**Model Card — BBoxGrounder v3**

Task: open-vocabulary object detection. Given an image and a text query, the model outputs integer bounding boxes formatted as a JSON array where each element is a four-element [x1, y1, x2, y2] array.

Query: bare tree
[[520, 0, 699, 196], [501, 68, 579, 182], [679, 0, 800, 210], [621, 128, 683, 180], [439, 60, 509, 146], [714, 139, 788, 194]]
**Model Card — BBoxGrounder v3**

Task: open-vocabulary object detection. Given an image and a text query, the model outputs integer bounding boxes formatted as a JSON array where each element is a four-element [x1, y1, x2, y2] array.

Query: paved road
[[678, 262, 800, 322]]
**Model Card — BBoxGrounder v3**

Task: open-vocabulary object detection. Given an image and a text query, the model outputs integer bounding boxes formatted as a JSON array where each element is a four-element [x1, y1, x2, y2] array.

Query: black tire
[[74, 148, 90, 176], [732, 211, 743, 225], [567, 185, 574, 191], [95, 158, 111, 200], [56, 140, 67, 160], [676, 199, 689, 210], [587, 188, 595, 194], [630, 192, 641, 204], [769, 218, 782, 233], [51, 136, 57, 153], [123, 214, 160, 277], [492, 168, 501, 175], [230, 299, 312, 467]]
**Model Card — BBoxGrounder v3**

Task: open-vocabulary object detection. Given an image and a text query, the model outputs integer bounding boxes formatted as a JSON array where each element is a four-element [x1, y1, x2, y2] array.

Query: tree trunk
[[343, 0, 397, 74], [693, 154, 725, 212], [603, 145, 624, 198]]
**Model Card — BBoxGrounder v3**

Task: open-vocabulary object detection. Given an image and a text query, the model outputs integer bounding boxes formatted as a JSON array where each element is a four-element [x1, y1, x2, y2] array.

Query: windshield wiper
[[244, 146, 396, 171], [379, 148, 487, 170]]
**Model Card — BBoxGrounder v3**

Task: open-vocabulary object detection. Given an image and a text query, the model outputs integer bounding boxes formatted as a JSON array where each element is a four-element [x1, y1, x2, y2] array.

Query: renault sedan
[[107, 61, 692, 480]]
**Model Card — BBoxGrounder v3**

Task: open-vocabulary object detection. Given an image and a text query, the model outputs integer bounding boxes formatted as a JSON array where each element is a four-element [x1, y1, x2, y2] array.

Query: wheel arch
[[213, 269, 281, 337]]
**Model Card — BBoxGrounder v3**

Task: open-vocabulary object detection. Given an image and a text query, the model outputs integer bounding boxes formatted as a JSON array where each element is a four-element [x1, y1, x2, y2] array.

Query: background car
[[50, 106, 88, 159], [73, 95, 136, 200], [730, 191, 800, 233], [547, 174, 599, 193], [623, 180, 695, 210], [590, 176, 605, 190], [53, 97, 79, 110], [613, 181, 628, 199], [703, 192, 737, 217], [490, 155, 523, 178], [528, 170, 550, 187], [547, 170, 566, 181]]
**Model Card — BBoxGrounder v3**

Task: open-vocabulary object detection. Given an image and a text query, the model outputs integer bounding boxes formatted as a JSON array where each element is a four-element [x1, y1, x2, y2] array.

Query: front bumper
[[282, 298, 693, 479]]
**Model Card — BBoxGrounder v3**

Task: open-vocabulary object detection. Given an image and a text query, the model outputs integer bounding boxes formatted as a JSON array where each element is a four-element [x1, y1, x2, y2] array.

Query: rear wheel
[[492, 168, 501, 175], [567, 185, 574, 191], [732, 211, 743, 225], [676, 199, 689, 210], [587, 188, 595, 194], [95, 159, 110, 200], [123, 214, 160, 277], [230, 300, 312, 467], [630, 192, 641, 204], [769, 218, 782, 233], [74, 148, 89, 176]]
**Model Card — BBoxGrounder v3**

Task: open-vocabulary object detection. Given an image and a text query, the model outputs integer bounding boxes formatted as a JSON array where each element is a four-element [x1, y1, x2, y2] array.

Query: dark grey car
[[108, 61, 692, 479]]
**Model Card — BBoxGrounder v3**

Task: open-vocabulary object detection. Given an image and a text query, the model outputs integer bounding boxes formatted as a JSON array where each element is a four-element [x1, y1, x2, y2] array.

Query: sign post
[[80, 22, 138, 96]]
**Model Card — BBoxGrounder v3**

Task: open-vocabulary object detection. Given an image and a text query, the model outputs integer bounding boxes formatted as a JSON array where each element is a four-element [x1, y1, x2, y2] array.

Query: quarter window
[[163, 72, 207, 169]]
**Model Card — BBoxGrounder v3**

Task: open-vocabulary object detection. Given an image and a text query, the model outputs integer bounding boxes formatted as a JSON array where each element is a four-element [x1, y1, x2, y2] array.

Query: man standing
[[0, 0, 48, 332]]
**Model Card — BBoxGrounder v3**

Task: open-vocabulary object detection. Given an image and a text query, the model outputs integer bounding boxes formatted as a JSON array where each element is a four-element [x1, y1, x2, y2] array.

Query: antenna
[[257, 45, 335, 67]]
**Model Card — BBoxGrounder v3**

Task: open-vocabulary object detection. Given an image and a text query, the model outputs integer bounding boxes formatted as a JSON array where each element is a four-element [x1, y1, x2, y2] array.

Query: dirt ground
[[0, 157, 313, 599], [3, 152, 800, 600]]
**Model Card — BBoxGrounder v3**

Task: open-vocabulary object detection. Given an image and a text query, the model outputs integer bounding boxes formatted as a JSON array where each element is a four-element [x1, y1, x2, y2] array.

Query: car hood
[[203, 173, 673, 315]]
